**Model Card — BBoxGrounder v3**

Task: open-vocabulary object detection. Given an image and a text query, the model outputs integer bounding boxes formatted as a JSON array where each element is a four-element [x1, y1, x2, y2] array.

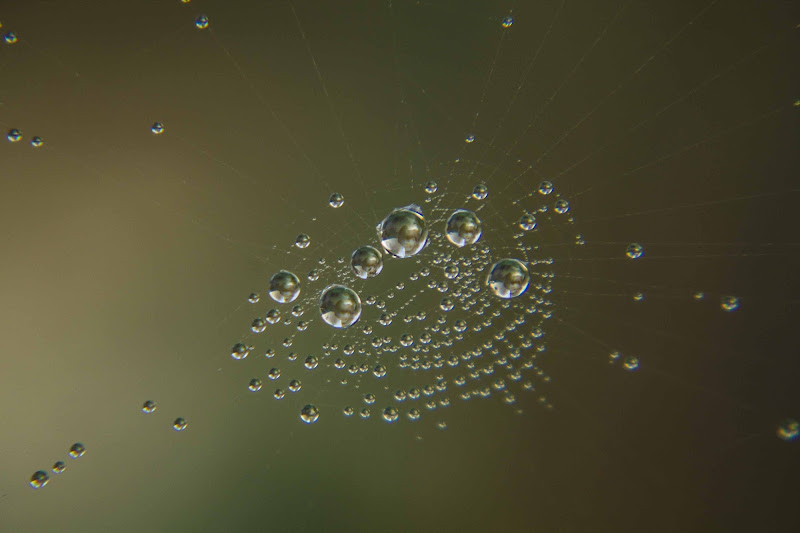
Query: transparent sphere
[[721, 295, 740, 312], [268, 367, 281, 380], [151, 122, 164, 135], [247, 292, 260, 303], [472, 183, 488, 200], [777, 419, 799, 441], [519, 214, 536, 231], [351, 246, 383, 279], [444, 265, 459, 279], [626, 243, 644, 260], [265, 309, 280, 324], [424, 181, 438, 194], [465, 134, 475, 143], [378, 205, 428, 258], [383, 406, 399, 422], [173, 417, 188, 431], [231, 342, 249, 360], [30, 136, 44, 147], [304, 356, 319, 370], [320, 285, 362, 328], [288, 379, 302, 392], [502, 15, 514, 28], [554, 199, 570, 214], [329, 192, 344, 208], [295, 233, 310, 249], [68, 442, 86, 458], [7, 128, 22, 142], [623, 356, 640, 371], [4, 32, 19, 44], [195, 15, 209, 29], [30, 471, 49, 489], [269, 270, 301, 303], [141, 400, 157, 414], [445, 209, 482, 247], [538, 180, 554, 195], [274, 388, 285, 400], [487, 258, 529, 299], [300, 404, 319, 424], [52, 461, 66, 474], [248, 378, 263, 392], [408, 408, 421, 421], [440, 297, 454, 312], [251, 318, 267, 333]]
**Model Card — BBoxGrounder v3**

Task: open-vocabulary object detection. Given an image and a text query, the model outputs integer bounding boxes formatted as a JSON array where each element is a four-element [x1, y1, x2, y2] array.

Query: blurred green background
[[0, 1, 798, 531]]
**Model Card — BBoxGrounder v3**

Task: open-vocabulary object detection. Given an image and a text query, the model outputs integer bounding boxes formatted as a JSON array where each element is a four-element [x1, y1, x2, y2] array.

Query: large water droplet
[[351, 246, 384, 279], [379, 205, 428, 258], [445, 209, 482, 248], [320, 285, 362, 329], [487, 259, 529, 299], [269, 270, 301, 303]]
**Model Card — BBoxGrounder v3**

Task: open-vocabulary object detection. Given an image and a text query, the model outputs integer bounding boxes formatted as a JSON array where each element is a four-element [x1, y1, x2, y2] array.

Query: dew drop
[[487, 259, 530, 299], [173, 418, 187, 431], [320, 285, 362, 329], [379, 205, 429, 258], [300, 404, 319, 424], [720, 296, 740, 312], [383, 406, 400, 422], [52, 461, 66, 474], [295, 234, 310, 249], [777, 419, 799, 441], [626, 243, 644, 260], [502, 15, 514, 28], [351, 246, 384, 279], [151, 122, 164, 135], [68, 443, 86, 458], [268, 270, 301, 303], [141, 400, 157, 414], [29, 471, 49, 489], [472, 184, 488, 200], [329, 192, 344, 208], [195, 15, 209, 29], [6, 128, 21, 142], [445, 209, 482, 247]]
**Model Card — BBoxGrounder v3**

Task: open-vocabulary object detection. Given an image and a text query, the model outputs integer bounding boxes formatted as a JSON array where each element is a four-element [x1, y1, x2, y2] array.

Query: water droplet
[[383, 406, 399, 422], [68, 443, 86, 458], [720, 296, 740, 312], [268, 367, 281, 380], [626, 243, 644, 260], [231, 342, 249, 360], [288, 379, 302, 392], [30, 471, 49, 489], [373, 364, 387, 378], [329, 192, 344, 208], [445, 209, 482, 247], [379, 205, 429, 258], [502, 15, 514, 28], [777, 419, 799, 441], [538, 181, 553, 195], [30, 136, 44, 147], [554, 199, 570, 214], [173, 418, 187, 431], [424, 181, 438, 194], [151, 122, 164, 135], [351, 246, 384, 279], [472, 184, 488, 200], [4, 31, 18, 44], [274, 388, 285, 400], [465, 134, 475, 143], [268, 270, 301, 303], [440, 297, 455, 312], [142, 400, 157, 414], [248, 292, 260, 303], [519, 214, 536, 231], [248, 378, 263, 392], [633, 292, 644, 302], [304, 356, 319, 370], [320, 285, 362, 328], [195, 15, 209, 29], [52, 461, 66, 474], [295, 234, 310, 249], [487, 259, 529, 298], [300, 404, 319, 424], [444, 265, 459, 279], [623, 356, 639, 371], [6, 128, 21, 142], [407, 408, 421, 421]]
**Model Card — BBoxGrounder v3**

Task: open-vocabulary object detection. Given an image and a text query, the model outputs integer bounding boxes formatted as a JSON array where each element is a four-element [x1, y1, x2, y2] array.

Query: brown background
[[0, 1, 798, 531]]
